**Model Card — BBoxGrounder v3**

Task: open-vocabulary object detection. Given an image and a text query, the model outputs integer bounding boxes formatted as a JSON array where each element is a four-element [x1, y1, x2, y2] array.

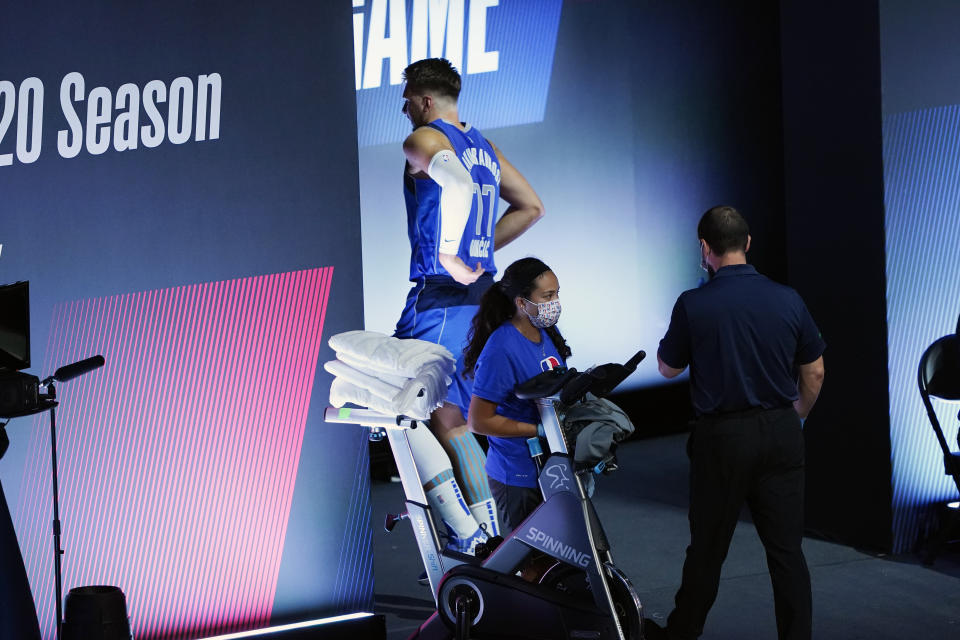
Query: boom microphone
[[53, 355, 105, 383]]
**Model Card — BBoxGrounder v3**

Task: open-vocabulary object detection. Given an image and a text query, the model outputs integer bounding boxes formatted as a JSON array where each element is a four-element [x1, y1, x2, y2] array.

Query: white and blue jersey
[[472, 324, 566, 489], [395, 119, 502, 412], [403, 119, 501, 282]]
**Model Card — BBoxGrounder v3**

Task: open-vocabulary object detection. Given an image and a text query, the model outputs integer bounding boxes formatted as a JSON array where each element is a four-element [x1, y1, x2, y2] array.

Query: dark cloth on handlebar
[[562, 393, 635, 468]]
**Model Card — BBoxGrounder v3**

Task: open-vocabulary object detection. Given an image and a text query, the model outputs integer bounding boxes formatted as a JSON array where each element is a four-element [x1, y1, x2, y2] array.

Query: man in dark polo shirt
[[651, 205, 825, 640]]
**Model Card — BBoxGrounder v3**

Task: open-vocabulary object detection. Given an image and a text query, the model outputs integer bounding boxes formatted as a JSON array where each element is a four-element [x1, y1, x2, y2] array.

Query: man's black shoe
[[642, 617, 668, 640]]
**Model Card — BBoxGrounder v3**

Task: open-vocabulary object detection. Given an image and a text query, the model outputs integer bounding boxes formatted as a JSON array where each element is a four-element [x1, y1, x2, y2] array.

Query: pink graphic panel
[[13, 267, 333, 639]]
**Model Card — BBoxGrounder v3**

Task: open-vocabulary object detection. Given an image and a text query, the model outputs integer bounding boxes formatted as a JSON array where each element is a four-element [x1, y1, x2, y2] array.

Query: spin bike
[[325, 350, 648, 640]]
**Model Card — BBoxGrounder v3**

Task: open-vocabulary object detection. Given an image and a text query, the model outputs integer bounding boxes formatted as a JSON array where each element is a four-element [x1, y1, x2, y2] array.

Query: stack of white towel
[[324, 330, 457, 420]]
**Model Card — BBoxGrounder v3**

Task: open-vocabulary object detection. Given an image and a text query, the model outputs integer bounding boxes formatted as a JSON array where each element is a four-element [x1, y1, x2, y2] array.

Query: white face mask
[[523, 298, 561, 328], [699, 240, 715, 279]]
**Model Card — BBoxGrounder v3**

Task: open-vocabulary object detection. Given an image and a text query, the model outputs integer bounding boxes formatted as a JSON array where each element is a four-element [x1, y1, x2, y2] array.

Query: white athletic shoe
[[446, 526, 487, 555]]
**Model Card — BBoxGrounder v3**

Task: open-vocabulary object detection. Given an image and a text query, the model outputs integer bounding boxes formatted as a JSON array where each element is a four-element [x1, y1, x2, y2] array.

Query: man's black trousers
[[667, 407, 812, 640]]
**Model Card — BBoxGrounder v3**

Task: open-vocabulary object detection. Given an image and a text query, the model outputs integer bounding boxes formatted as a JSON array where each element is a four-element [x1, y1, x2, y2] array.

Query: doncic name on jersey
[[353, 0, 563, 147]]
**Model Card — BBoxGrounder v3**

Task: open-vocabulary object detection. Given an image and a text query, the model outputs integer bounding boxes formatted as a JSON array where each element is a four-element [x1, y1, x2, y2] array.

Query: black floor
[[370, 434, 960, 639]]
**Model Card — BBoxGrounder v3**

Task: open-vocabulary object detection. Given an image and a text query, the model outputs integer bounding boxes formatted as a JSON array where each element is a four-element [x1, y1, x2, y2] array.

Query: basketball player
[[395, 58, 545, 552]]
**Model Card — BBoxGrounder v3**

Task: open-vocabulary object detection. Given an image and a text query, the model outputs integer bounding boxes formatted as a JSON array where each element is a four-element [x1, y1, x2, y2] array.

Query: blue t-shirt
[[472, 323, 565, 488], [403, 119, 501, 281], [658, 264, 826, 416]]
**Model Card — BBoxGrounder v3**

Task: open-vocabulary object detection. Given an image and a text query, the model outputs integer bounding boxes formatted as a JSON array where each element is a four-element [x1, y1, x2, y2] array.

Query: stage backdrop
[[0, 2, 370, 638], [354, 0, 787, 390], [880, 0, 960, 553]]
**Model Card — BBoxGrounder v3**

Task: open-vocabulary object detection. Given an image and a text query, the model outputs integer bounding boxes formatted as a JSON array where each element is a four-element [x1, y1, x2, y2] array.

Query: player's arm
[[794, 355, 825, 419], [467, 396, 538, 438], [488, 140, 545, 250], [403, 128, 484, 285]]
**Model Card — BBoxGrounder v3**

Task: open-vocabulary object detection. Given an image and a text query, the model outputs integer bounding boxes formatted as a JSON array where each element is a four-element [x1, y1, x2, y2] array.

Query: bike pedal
[[384, 511, 408, 532], [472, 535, 504, 560]]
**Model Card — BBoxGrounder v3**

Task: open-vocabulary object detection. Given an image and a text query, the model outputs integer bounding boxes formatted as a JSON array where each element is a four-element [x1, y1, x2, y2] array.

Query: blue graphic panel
[[356, 0, 787, 393], [883, 105, 960, 551], [0, 1, 371, 634], [353, 0, 562, 147]]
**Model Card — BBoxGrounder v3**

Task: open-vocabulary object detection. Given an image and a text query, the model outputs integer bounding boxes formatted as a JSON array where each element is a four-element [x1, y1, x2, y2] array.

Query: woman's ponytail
[[463, 282, 514, 376]]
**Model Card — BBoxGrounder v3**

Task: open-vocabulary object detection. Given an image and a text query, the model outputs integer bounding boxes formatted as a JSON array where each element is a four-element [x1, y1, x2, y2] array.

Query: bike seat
[[514, 367, 577, 400]]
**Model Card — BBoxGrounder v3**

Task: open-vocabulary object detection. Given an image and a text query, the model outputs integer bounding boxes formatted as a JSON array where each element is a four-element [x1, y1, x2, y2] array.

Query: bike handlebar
[[625, 349, 647, 371], [514, 349, 647, 404], [559, 349, 646, 404]]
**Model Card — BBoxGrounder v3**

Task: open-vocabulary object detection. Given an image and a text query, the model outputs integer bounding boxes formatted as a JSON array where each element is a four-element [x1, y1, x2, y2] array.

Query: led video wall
[[354, 0, 786, 390], [880, 0, 960, 552], [0, 1, 798, 636], [0, 2, 370, 638]]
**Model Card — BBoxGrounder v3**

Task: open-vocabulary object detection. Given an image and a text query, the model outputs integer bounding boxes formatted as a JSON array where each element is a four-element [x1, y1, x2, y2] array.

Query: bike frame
[[324, 388, 631, 640]]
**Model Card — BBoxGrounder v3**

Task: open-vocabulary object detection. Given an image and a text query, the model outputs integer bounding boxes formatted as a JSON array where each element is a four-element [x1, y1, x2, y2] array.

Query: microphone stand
[[43, 382, 65, 640], [38, 355, 105, 640]]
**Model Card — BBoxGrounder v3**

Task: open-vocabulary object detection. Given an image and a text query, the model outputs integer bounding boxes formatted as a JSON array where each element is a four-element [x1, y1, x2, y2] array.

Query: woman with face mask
[[462, 257, 572, 533]]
